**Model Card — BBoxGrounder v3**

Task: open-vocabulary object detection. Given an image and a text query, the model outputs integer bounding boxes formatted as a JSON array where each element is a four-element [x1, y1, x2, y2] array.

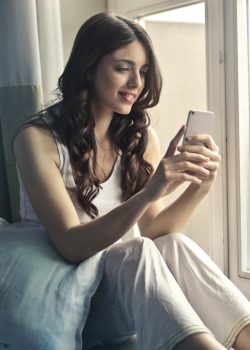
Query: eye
[[140, 69, 148, 77], [115, 66, 130, 73]]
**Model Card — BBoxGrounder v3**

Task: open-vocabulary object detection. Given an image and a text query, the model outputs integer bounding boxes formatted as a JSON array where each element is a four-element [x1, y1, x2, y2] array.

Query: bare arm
[[14, 125, 209, 264], [13, 126, 154, 264], [139, 183, 210, 240]]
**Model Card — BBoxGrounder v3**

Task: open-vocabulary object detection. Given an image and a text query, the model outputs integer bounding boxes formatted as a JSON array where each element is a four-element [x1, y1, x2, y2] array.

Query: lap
[[82, 236, 209, 349]]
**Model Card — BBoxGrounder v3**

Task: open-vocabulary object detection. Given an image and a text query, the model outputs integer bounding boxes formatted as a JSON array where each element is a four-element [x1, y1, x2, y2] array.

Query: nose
[[128, 69, 143, 89]]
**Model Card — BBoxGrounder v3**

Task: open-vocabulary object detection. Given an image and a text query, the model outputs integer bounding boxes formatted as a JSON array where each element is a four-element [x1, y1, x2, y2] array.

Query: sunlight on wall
[[139, 3, 212, 253]]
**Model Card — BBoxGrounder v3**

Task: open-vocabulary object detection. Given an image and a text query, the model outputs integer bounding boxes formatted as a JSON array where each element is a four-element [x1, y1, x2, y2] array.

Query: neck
[[90, 98, 113, 142]]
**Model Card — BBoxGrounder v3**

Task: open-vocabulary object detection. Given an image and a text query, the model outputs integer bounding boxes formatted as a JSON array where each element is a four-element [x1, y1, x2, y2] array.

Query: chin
[[114, 105, 133, 115]]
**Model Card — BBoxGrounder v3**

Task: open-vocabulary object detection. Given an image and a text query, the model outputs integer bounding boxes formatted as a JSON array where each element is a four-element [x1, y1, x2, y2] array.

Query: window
[[237, 0, 250, 278], [226, 0, 250, 296]]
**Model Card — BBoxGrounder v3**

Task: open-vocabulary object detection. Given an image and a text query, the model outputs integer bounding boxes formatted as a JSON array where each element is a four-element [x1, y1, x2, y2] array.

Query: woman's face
[[91, 40, 149, 117]]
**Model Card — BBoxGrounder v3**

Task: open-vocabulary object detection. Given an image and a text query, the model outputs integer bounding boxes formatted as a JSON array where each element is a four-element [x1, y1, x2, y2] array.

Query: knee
[[153, 232, 198, 259], [132, 236, 167, 269], [165, 232, 187, 242], [133, 235, 155, 246], [107, 236, 155, 263], [105, 236, 161, 284], [111, 236, 160, 266], [132, 236, 159, 255], [117, 236, 157, 252], [154, 232, 188, 248]]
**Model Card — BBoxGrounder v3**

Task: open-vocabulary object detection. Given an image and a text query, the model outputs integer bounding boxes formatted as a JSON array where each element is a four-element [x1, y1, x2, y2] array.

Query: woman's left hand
[[177, 134, 221, 191]]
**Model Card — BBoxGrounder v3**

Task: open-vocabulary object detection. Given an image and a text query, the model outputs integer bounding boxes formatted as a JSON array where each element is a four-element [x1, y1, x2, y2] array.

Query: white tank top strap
[[36, 113, 66, 174]]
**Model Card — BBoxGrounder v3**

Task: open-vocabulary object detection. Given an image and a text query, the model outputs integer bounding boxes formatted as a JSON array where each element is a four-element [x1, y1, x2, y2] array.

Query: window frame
[[237, 0, 250, 279], [224, 0, 250, 299], [224, 0, 250, 297]]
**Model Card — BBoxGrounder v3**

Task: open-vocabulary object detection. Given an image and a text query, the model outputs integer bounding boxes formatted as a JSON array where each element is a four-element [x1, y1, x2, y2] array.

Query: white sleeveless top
[[17, 112, 123, 226]]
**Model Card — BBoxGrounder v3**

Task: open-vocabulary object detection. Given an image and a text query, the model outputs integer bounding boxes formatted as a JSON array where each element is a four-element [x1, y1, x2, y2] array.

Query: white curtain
[[0, 0, 64, 221]]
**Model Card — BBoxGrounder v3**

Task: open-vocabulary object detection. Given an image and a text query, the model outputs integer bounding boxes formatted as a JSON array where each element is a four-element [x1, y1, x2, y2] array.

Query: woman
[[10, 11, 250, 350]]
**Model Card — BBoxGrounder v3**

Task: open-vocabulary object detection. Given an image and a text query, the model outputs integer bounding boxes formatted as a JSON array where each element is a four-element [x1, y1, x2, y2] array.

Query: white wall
[[60, 0, 106, 63], [145, 21, 206, 152], [144, 20, 212, 254]]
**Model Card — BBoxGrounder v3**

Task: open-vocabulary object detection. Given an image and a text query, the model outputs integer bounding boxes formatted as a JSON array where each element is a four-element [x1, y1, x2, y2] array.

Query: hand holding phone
[[183, 110, 214, 145]]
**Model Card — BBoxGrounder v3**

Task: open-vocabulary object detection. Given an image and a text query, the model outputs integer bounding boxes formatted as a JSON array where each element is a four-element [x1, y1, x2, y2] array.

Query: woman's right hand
[[144, 126, 210, 202]]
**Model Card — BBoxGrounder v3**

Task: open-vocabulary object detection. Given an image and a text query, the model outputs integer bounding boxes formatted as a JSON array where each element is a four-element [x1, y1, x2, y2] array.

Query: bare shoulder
[[13, 125, 60, 168], [144, 126, 161, 168], [147, 126, 160, 147], [13, 123, 81, 257]]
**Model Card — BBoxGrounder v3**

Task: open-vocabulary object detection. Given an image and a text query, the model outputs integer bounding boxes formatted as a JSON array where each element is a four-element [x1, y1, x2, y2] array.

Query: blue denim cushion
[[0, 221, 106, 350]]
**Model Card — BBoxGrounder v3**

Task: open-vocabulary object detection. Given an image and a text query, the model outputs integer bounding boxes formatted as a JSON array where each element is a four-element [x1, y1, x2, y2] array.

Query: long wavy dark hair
[[24, 12, 162, 219]]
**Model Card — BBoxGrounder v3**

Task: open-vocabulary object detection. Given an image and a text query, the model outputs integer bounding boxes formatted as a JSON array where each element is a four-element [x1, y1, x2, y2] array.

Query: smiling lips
[[119, 91, 138, 104]]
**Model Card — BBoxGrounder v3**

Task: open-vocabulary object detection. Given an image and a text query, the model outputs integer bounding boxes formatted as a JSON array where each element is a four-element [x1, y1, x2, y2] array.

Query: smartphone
[[182, 110, 214, 145]]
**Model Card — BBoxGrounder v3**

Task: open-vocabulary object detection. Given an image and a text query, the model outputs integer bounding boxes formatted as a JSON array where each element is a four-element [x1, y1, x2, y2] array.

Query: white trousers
[[82, 233, 250, 350]]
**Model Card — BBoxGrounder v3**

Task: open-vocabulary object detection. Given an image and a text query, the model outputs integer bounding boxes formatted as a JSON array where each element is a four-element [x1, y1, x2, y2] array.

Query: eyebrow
[[114, 59, 149, 68]]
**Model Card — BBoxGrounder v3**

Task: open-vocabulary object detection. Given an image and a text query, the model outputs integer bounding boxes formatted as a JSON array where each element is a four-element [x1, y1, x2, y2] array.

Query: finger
[[178, 144, 221, 161], [191, 170, 217, 182], [199, 160, 220, 171], [173, 151, 210, 163], [165, 158, 210, 177], [164, 125, 185, 158], [185, 134, 219, 151], [174, 161, 210, 177]]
